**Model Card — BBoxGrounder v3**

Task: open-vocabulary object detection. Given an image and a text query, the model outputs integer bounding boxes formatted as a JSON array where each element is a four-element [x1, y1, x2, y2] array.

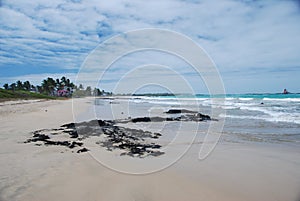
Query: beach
[[0, 97, 300, 201]]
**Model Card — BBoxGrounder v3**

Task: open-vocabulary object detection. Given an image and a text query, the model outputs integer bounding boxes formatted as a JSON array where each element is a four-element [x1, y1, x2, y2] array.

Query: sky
[[0, 0, 300, 94]]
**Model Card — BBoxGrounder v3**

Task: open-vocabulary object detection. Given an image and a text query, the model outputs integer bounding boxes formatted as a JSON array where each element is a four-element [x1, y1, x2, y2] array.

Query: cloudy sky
[[0, 0, 299, 94]]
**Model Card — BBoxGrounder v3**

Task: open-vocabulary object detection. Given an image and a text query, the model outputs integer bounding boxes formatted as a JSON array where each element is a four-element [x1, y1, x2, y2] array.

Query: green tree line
[[2, 76, 112, 97]]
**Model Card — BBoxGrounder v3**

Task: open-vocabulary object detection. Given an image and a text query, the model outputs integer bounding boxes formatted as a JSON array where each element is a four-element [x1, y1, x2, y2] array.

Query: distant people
[[283, 89, 289, 94]]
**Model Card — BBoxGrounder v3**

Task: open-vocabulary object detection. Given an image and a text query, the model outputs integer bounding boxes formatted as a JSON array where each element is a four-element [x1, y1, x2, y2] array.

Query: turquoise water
[[140, 93, 299, 124], [158, 93, 300, 99], [96, 93, 300, 144], [128, 93, 300, 144]]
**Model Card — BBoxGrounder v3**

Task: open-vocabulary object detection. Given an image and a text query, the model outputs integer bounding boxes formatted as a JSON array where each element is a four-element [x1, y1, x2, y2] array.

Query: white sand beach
[[0, 98, 300, 201]]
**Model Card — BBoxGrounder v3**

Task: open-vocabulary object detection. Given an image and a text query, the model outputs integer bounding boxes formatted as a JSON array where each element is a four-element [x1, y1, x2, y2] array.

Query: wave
[[132, 95, 300, 103], [239, 98, 254, 101], [220, 114, 300, 124], [127, 96, 300, 125], [263, 98, 300, 102], [132, 99, 181, 105]]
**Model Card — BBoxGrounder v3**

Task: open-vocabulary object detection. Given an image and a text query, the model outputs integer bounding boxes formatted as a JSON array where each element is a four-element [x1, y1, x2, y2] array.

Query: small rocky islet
[[25, 109, 214, 157]]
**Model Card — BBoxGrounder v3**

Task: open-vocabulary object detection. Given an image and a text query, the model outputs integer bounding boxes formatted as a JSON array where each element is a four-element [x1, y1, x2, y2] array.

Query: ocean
[[121, 93, 300, 145]]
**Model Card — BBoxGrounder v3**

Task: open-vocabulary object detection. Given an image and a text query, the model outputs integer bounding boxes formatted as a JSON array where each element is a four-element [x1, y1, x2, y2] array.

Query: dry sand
[[0, 98, 300, 201]]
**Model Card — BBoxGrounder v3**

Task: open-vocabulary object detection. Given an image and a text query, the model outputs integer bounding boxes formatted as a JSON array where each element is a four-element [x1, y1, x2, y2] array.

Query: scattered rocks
[[164, 109, 213, 121], [97, 125, 164, 157], [25, 108, 213, 157], [130, 113, 212, 123], [25, 131, 84, 150], [25, 119, 164, 157]]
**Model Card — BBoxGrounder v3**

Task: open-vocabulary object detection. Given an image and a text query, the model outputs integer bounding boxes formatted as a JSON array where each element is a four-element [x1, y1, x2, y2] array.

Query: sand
[[0, 97, 300, 201]]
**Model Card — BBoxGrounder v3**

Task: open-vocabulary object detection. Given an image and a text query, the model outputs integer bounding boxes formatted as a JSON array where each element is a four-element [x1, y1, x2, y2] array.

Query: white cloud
[[0, 0, 300, 92]]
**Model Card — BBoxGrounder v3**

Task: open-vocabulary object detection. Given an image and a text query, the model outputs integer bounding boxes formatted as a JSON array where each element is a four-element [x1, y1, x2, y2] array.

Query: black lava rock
[[77, 148, 89, 153], [131, 117, 151, 123]]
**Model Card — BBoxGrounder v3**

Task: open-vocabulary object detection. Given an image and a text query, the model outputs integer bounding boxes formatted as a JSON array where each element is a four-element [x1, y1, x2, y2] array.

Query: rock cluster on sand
[[25, 119, 164, 157], [25, 109, 213, 157]]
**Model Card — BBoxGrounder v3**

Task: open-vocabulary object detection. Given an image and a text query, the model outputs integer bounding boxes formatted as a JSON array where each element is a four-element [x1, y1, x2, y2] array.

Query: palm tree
[[36, 85, 43, 93], [60, 76, 67, 87], [48, 78, 56, 94], [65, 78, 70, 87], [93, 88, 102, 96], [56, 79, 61, 89], [3, 83, 9, 90], [42, 77, 56, 95], [10, 83, 16, 91], [41, 80, 49, 94], [23, 81, 31, 91], [31, 85, 36, 92], [16, 80, 23, 90]]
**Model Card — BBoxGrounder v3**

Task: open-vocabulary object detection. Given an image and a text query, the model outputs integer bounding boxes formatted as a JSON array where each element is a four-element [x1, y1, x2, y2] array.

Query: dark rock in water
[[131, 117, 151, 123], [131, 116, 167, 123], [129, 113, 212, 123], [164, 109, 212, 121], [77, 148, 89, 153], [165, 109, 197, 114], [166, 117, 181, 121], [165, 109, 182, 114], [149, 117, 167, 122], [131, 116, 187, 123]]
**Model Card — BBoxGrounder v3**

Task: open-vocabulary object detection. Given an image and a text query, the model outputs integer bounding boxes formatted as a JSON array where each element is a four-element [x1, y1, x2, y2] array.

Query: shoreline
[[0, 97, 300, 201]]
